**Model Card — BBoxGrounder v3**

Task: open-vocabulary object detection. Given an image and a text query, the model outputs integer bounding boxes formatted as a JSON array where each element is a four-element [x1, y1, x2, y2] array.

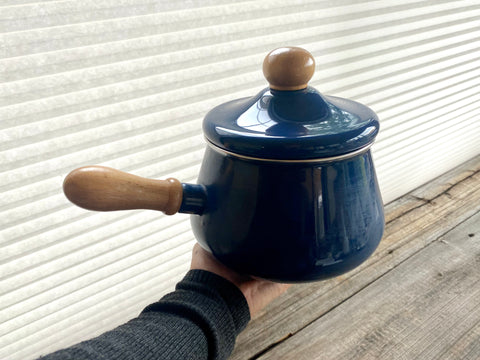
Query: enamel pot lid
[[203, 47, 380, 160]]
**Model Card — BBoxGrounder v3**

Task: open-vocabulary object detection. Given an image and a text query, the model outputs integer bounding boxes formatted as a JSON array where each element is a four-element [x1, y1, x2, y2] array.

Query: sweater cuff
[[142, 269, 250, 359], [180, 270, 250, 334]]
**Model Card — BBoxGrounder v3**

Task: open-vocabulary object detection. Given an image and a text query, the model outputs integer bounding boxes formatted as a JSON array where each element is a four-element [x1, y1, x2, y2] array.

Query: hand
[[190, 244, 291, 317]]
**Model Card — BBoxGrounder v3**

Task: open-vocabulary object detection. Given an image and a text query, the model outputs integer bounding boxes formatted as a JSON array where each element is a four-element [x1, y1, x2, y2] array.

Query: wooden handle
[[63, 166, 183, 215], [263, 47, 315, 91]]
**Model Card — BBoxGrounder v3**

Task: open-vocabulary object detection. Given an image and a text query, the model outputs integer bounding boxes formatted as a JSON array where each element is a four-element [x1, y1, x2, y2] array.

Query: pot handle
[[63, 166, 184, 215]]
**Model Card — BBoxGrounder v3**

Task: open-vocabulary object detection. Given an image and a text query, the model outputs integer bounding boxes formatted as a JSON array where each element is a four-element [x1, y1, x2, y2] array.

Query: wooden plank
[[410, 154, 480, 201], [231, 155, 480, 360], [385, 154, 480, 222], [258, 209, 480, 360]]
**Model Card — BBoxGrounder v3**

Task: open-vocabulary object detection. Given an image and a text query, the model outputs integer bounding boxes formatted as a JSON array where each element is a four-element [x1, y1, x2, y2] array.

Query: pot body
[[191, 145, 384, 282]]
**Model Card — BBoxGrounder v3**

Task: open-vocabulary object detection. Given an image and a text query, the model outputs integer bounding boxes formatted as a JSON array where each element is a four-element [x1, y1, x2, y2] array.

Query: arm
[[37, 245, 289, 360]]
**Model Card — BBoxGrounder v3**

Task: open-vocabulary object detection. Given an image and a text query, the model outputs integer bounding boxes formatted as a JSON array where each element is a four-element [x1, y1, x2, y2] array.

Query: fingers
[[190, 243, 250, 286], [189, 243, 292, 317]]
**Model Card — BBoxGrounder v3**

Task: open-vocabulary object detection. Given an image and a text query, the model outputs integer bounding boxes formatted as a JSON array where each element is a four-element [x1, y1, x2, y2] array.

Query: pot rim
[[206, 140, 374, 164]]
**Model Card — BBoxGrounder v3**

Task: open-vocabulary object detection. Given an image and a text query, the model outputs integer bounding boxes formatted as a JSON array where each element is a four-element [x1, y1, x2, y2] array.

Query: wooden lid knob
[[263, 47, 315, 91]]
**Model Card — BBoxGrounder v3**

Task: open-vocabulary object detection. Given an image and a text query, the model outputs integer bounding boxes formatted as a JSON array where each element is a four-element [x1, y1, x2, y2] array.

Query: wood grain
[[63, 165, 183, 215], [231, 155, 480, 360], [259, 209, 480, 359], [262, 47, 315, 91]]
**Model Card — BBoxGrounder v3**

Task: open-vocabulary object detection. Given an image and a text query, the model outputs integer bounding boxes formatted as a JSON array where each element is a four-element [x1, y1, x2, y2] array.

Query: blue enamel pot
[[63, 47, 384, 283], [189, 145, 384, 282]]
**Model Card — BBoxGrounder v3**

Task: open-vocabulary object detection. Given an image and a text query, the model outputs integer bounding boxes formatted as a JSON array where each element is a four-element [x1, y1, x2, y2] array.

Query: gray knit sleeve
[[37, 270, 251, 360]]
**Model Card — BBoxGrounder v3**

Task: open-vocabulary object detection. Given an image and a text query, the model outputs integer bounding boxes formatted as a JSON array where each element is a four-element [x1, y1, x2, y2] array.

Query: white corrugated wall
[[1, 1, 479, 359]]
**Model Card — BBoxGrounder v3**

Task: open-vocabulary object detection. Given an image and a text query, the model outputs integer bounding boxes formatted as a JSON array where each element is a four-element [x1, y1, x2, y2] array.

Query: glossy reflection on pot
[[191, 145, 384, 282]]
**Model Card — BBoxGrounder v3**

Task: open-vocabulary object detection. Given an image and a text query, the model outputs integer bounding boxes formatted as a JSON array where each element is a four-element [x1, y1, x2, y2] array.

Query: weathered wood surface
[[231, 155, 480, 360], [260, 204, 480, 359]]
